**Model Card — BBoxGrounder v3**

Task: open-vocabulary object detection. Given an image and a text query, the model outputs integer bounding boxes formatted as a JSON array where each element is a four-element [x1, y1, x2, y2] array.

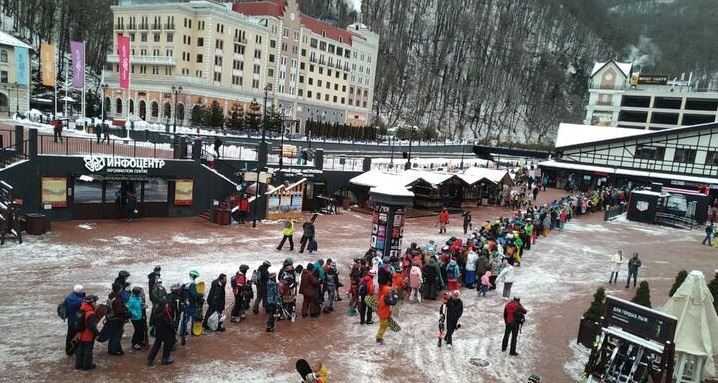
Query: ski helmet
[[262, 260, 271, 267], [283, 257, 293, 266], [73, 284, 84, 294], [170, 283, 182, 293], [189, 270, 200, 278], [239, 264, 249, 274], [153, 265, 162, 272]]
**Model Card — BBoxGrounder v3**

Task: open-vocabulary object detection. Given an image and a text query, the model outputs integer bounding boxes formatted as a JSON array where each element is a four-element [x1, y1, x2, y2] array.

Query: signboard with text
[[637, 74, 669, 86], [604, 296, 677, 344]]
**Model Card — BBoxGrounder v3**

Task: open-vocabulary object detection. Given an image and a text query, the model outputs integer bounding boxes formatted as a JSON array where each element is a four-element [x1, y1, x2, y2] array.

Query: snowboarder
[[358, 270, 375, 324], [409, 261, 423, 303], [63, 284, 85, 353], [167, 283, 186, 338], [375, 284, 398, 345], [252, 260, 271, 314], [438, 208, 450, 234], [502, 297, 527, 356], [265, 272, 281, 332], [299, 263, 321, 318], [203, 273, 227, 332], [444, 290, 463, 348], [128, 286, 148, 350], [75, 295, 100, 370], [277, 219, 295, 251], [625, 252, 642, 288], [180, 270, 203, 345], [609, 250, 624, 285], [230, 265, 252, 322], [147, 294, 176, 366], [237, 194, 249, 224]]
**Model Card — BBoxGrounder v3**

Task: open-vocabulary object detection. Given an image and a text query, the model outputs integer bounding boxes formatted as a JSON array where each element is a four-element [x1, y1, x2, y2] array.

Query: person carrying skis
[[203, 273, 227, 332], [180, 270, 203, 345], [444, 290, 463, 348], [266, 272, 281, 332], [253, 260, 271, 314], [358, 270, 375, 324], [147, 292, 176, 366], [63, 284, 85, 353], [277, 219, 295, 251], [230, 265, 252, 322], [502, 297, 527, 356], [75, 295, 100, 370], [438, 208, 450, 234], [167, 283, 186, 340], [128, 286, 148, 350]]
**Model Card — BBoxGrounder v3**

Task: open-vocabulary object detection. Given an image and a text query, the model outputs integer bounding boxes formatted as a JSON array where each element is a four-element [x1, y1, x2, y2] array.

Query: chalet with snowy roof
[[0, 30, 32, 116]]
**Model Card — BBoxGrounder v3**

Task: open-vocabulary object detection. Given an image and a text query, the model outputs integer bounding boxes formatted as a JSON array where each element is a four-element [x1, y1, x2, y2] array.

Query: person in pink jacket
[[479, 270, 491, 297], [559, 208, 567, 230], [409, 262, 423, 303]]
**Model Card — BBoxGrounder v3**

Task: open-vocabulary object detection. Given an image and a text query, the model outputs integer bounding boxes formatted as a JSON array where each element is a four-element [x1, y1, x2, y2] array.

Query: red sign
[[117, 34, 131, 90]]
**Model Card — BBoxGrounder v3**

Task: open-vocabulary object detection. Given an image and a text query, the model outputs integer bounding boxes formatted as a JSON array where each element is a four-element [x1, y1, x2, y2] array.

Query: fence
[[38, 134, 174, 159], [603, 202, 628, 221], [322, 156, 364, 172], [0, 139, 29, 168]]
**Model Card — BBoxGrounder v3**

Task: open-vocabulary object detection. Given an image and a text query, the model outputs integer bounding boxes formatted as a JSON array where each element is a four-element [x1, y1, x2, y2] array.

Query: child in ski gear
[[445, 258, 461, 291], [230, 265, 252, 322], [128, 286, 148, 350], [64, 284, 85, 353], [502, 297, 527, 356], [252, 261, 271, 314], [479, 270, 491, 297], [147, 297, 176, 366], [358, 271, 375, 324], [106, 283, 130, 355], [438, 208, 449, 234], [626, 252, 642, 288], [498, 260, 516, 299], [265, 272, 281, 332], [278, 267, 299, 321], [409, 261, 423, 303], [300, 263, 321, 318], [203, 273, 227, 331], [609, 250, 623, 285], [444, 290, 463, 347], [277, 219, 295, 251], [180, 270, 203, 345], [75, 295, 99, 370]]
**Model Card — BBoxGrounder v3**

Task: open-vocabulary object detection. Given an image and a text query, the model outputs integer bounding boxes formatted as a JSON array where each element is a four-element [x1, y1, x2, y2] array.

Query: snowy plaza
[[1, 187, 716, 382]]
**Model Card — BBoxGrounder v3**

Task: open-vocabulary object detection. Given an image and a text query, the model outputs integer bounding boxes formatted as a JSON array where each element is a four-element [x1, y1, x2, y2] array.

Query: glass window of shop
[[74, 180, 103, 203], [143, 180, 168, 202]]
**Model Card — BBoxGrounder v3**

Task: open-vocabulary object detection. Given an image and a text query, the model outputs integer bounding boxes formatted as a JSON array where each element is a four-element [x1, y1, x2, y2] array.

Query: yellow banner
[[40, 42, 56, 87]]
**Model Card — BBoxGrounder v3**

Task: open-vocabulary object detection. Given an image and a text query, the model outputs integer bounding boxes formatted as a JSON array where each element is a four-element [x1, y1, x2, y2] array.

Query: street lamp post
[[171, 84, 182, 133], [100, 83, 108, 122], [460, 143, 465, 170], [14, 82, 19, 115], [253, 84, 271, 228], [279, 108, 285, 169], [389, 137, 394, 168], [405, 127, 415, 170]]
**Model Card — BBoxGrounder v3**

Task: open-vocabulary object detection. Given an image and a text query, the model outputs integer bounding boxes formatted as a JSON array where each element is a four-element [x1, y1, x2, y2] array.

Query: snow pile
[[563, 340, 591, 382]]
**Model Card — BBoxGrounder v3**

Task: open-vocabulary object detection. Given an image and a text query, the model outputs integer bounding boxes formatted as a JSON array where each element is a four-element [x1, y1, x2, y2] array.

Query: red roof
[[232, 1, 363, 46]]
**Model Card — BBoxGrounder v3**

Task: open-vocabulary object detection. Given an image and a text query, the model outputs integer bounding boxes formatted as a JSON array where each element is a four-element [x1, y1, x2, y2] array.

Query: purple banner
[[70, 41, 85, 88]]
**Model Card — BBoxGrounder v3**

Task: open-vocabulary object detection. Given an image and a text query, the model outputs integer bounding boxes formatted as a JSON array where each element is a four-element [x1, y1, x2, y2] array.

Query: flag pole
[[81, 42, 85, 119], [64, 60, 68, 118]]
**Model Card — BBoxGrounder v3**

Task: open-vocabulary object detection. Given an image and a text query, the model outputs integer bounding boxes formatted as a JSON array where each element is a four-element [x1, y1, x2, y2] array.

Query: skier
[[63, 284, 85, 353], [147, 292, 176, 366], [462, 210, 472, 235], [323, 262, 338, 313], [148, 279, 166, 336], [180, 270, 203, 345], [444, 290, 463, 348], [609, 250, 624, 285], [348, 259, 363, 315], [265, 272, 281, 332], [230, 265, 252, 322], [75, 295, 100, 370], [167, 283, 186, 341], [358, 270, 375, 324], [409, 261, 423, 303], [277, 219, 295, 251], [625, 252, 642, 288], [497, 259, 516, 300], [299, 263, 321, 318], [128, 286, 148, 350], [252, 260, 271, 314], [203, 273, 227, 332], [147, 266, 161, 296], [106, 282, 130, 355], [438, 208, 450, 234], [502, 297, 527, 356]]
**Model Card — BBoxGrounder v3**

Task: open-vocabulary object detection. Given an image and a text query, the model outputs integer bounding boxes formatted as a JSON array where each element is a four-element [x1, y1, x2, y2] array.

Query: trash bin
[[25, 213, 47, 235], [215, 208, 231, 225]]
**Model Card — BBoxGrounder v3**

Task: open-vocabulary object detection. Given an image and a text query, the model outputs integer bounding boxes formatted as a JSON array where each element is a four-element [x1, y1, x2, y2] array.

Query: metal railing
[[603, 202, 627, 221], [0, 139, 29, 168], [323, 156, 364, 171], [38, 134, 173, 159]]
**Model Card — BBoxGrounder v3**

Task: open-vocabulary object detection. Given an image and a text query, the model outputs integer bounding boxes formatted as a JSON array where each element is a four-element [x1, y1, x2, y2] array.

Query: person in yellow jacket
[[277, 219, 295, 251]]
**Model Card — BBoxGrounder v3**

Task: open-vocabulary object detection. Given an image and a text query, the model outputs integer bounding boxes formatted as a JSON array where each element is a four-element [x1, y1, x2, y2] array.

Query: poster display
[[174, 179, 193, 206], [41, 177, 67, 207], [265, 179, 305, 220], [390, 208, 405, 257]]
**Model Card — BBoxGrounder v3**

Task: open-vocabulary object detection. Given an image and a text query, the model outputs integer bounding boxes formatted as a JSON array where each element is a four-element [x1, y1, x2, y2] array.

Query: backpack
[[251, 269, 259, 286], [514, 307, 526, 326], [75, 310, 86, 332], [105, 297, 116, 320], [57, 302, 67, 321]]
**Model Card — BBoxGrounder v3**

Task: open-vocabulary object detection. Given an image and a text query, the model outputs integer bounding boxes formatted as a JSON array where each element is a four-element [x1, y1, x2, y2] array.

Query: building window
[[317, 80, 322, 87], [341, 97, 345, 104], [333, 96, 337, 103], [153, 33, 160, 42], [253, 64, 260, 74], [215, 39, 223, 49], [166, 33, 173, 42], [283, 27, 289, 37], [307, 91, 312, 98], [268, 68, 274, 77], [298, 89, 303, 97], [255, 35, 262, 44], [197, 54, 203, 63], [129, 33, 135, 42], [116, 98, 124, 114], [348, 99, 353, 106], [308, 78, 313, 85], [309, 64, 314, 72], [234, 44, 245, 54], [673, 148, 697, 163], [0, 51, 6, 63], [270, 40, 276, 48], [363, 101, 367, 108], [299, 75, 304, 83], [254, 50, 261, 59], [252, 79, 259, 89], [141, 33, 147, 42], [269, 54, 275, 63], [706, 151, 718, 166], [310, 38, 318, 48], [0, 70, 7, 83], [300, 62, 305, 70], [232, 75, 243, 86], [233, 60, 243, 70], [325, 94, 329, 101], [214, 56, 222, 66], [151, 101, 158, 118], [319, 41, 326, 51], [213, 72, 221, 82], [316, 92, 321, 100], [197, 37, 204, 47], [294, 31, 300, 41]]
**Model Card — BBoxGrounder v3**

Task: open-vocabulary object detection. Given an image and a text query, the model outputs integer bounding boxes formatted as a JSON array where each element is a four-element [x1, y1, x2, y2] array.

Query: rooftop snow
[[555, 123, 649, 148], [0, 31, 31, 49], [591, 61, 632, 77], [370, 184, 414, 197], [540, 159, 718, 184]]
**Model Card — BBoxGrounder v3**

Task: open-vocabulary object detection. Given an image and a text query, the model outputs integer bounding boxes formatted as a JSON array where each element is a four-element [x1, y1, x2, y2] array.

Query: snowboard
[[95, 304, 110, 343], [438, 304, 446, 347], [363, 295, 401, 332], [192, 282, 206, 336], [296, 359, 313, 382]]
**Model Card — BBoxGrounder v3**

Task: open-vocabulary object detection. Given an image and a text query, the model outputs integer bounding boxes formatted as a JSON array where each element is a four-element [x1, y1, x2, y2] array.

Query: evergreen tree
[[583, 287, 606, 322], [632, 281, 652, 308], [266, 105, 283, 133], [189, 104, 208, 127], [244, 99, 262, 131], [669, 270, 689, 297], [208, 101, 224, 129], [225, 102, 244, 131]]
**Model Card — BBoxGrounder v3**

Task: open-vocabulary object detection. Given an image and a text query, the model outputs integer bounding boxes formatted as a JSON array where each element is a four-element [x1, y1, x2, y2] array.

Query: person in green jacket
[[277, 219, 295, 251]]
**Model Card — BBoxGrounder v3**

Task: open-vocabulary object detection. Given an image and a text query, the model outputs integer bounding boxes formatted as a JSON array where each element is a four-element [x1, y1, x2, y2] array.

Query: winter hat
[[155, 278, 163, 285], [451, 290, 461, 298], [131, 286, 143, 295], [170, 283, 182, 293], [73, 284, 84, 294]]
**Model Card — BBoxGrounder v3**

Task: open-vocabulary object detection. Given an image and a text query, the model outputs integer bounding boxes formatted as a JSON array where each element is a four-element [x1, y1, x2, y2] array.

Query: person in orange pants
[[375, 284, 394, 345]]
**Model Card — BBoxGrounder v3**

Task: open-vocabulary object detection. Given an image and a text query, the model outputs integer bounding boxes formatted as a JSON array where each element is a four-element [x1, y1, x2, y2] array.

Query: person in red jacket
[[358, 271, 375, 325], [502, 297, 527, 356], [438, 208, 450, 234], [375, 284, 393, 344], [237, 194, 250, 224], [76, 295, 100, 370]]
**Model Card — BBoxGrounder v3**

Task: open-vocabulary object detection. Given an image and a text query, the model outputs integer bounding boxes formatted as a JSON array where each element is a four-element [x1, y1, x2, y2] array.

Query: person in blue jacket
[[127, 286, 147, 350], [265, 272, 281, 332], [180, 270, 203, 345], [64, 284, 86, 352]]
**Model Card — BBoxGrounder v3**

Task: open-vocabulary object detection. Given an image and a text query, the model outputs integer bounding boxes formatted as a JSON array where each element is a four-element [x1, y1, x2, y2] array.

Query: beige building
[[105, 0, 379, 130], [0, 31, 31, 116]]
